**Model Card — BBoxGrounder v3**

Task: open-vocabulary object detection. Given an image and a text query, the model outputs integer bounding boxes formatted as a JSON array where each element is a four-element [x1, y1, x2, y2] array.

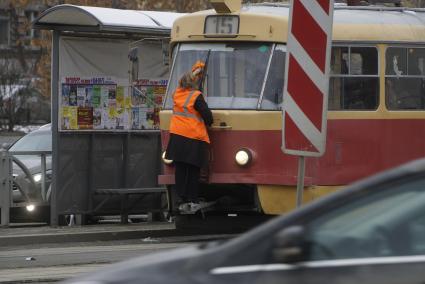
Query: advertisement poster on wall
[[60, 77, 167, 131], [131, 78, 167, 130]]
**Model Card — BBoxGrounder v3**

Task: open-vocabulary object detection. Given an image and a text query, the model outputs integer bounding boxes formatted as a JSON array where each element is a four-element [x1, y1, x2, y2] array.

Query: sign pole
[[296, 156, 305, 207], [281, 0, 334, 208]]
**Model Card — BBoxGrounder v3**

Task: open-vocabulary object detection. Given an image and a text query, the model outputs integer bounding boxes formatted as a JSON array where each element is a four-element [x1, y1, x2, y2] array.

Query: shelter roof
[[33, 4, 183, 35]]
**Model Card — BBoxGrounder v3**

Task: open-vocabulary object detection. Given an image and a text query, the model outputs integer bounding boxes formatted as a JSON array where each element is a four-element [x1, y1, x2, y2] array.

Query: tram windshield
[[165, 42, 279, 110]]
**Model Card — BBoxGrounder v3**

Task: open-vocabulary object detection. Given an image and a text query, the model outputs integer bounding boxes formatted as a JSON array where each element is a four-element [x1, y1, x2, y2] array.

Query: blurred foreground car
[[65, 157, 425, 284], [9, 124, 51, 221]]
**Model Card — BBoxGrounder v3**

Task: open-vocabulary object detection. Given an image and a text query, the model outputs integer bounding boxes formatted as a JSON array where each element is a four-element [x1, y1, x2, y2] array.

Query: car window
[[9, 131, 51, 152], [305, 176, 425, 260]]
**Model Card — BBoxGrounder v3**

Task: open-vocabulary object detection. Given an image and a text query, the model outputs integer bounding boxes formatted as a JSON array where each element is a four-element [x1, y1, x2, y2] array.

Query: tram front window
[[165, 43, 272, 109]]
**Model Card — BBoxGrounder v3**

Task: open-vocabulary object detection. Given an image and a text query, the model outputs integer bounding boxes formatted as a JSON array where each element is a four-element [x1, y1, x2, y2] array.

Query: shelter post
[[0, 149, 11, 227], [50, 30, 60, 227]]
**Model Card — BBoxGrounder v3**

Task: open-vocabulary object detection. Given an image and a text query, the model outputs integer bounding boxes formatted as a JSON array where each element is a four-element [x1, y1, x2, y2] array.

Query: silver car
[[8, 124, 51, 221]]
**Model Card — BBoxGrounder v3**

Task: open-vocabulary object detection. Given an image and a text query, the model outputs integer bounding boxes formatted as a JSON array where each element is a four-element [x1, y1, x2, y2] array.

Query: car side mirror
[[272, 225, 308, 264], [1, 142, 11, 150]]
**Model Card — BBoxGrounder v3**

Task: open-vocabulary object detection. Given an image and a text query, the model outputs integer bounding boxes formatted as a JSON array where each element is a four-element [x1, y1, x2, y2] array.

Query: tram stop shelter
[[33, 5, 182, 226]]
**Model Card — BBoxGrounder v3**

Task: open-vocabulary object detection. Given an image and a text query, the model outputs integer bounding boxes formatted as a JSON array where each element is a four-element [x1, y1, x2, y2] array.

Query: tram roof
[[33, 4, 184, 35], [249, 4, 425, 43], [176, 3, 425, 43], [244, 3, 425, 26]]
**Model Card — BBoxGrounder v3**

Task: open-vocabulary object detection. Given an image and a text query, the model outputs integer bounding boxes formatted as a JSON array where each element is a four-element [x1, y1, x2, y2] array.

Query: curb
[[0, 223, 177, 247], [0, 263, 106, 284]]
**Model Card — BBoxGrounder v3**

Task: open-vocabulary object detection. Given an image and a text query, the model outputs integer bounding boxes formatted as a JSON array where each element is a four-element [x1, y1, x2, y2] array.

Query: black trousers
[[174, 161, 200, 203]]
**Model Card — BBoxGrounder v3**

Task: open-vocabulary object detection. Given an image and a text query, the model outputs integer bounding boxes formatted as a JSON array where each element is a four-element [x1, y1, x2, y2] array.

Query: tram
[[159, 1, 425, 215]]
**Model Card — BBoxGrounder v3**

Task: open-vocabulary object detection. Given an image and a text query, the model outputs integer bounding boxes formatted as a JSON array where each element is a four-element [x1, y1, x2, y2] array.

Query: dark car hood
[[64, 244, 215, 284]]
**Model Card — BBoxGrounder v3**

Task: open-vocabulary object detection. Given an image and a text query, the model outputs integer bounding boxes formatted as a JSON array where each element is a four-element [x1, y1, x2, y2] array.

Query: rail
[[8, 150, 52, 202]]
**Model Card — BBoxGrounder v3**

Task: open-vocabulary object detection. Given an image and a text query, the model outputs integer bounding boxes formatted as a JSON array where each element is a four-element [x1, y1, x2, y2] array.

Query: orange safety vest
[[170, 88, 210, 143]]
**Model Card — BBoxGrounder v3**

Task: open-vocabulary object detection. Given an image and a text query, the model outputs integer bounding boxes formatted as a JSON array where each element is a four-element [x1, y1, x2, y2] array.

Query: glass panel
[[165, 43, 272, 109], [329, 77, 379, 110], [261, 45, 285, 110], [408, 48, 425, 76], [350, 47, 378, 75], [386, 47, 407, 76], [330, 47, 348, 75], [386, 77, 425, 109], [306, 177, 425, 260]]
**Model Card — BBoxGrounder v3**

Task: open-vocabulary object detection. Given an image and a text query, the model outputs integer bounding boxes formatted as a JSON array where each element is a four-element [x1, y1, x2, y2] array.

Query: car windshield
[[165, 42, 273, 109], [9, 131, 51, 152]]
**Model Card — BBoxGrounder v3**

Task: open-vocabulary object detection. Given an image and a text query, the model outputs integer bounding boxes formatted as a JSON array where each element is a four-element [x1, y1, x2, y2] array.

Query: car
[[8, 124, 52, 221], [64, 157, 425, 284]]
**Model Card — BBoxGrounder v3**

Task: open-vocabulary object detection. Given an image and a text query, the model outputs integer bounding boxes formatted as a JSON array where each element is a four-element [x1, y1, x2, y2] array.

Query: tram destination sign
[[204, 15, 239, 36], [282, 0, 334, 157]]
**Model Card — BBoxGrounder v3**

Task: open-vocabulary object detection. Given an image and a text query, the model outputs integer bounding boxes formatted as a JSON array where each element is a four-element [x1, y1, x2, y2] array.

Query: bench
[[93, 187, 167, 224]]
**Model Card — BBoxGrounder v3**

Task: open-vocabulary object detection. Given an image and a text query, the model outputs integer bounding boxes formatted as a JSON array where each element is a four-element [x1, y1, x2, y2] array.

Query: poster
[[116, 86, 125, 108], [60, 77, 167, 131], [92, 86, 101, 107], [77, 107, 93, 129], [93, 107, 103, 129], [61, 106, 78, 130], [131, 79, 167, 130]]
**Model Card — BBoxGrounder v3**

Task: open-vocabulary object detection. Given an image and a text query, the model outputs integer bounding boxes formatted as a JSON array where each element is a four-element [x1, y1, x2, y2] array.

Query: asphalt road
[[0, 238, 201, 283]]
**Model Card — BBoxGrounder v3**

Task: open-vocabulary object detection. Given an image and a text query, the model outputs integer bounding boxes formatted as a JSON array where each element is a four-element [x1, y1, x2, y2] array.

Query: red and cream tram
[[159, 1, 425, 215]]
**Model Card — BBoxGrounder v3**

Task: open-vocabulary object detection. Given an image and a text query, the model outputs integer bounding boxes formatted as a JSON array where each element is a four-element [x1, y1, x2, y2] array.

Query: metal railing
[[9, 150, 52, 203]]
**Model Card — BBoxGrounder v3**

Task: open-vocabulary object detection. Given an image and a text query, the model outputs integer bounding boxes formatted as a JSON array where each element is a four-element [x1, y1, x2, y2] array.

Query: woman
[[165, 61, 213, 214]]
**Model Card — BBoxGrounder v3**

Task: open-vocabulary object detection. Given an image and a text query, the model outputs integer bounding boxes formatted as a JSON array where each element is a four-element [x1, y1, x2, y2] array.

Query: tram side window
[[328, 46, 379, 110], [385, 47, 425, 110], [261, 45, 285, 110]]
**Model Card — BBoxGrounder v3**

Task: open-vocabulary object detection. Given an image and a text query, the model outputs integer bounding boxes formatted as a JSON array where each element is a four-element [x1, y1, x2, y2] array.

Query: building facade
[[0, 1, 50, 129]]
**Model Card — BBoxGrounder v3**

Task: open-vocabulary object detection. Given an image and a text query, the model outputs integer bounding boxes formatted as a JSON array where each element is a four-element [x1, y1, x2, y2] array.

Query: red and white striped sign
[[282, 0, 334, 157]]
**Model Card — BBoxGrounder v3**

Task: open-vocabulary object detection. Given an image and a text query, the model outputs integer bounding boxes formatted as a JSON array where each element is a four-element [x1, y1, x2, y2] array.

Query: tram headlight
[[235, 149, 252, 166], [162, 151, 173, 165]]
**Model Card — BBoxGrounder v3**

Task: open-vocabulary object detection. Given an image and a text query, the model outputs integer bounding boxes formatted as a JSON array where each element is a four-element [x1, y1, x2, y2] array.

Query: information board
[[59, 77, 167, 131]]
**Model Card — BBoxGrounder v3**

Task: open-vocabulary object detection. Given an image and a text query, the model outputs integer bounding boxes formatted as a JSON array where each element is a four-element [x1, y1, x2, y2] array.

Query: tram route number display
[[59, 77, 167, 131]]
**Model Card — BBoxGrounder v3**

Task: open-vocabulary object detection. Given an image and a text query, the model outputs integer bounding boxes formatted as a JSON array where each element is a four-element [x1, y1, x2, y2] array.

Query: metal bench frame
[[93, 187, 167, 224]]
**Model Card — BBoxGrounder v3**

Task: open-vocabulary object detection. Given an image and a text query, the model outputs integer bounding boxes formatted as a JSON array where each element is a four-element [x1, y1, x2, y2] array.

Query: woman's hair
[[178, 72, 197, 89]]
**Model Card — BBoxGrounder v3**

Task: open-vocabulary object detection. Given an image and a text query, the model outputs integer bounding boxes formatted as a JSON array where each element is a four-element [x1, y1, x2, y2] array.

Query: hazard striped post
[[282, 0, 334, 207]]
